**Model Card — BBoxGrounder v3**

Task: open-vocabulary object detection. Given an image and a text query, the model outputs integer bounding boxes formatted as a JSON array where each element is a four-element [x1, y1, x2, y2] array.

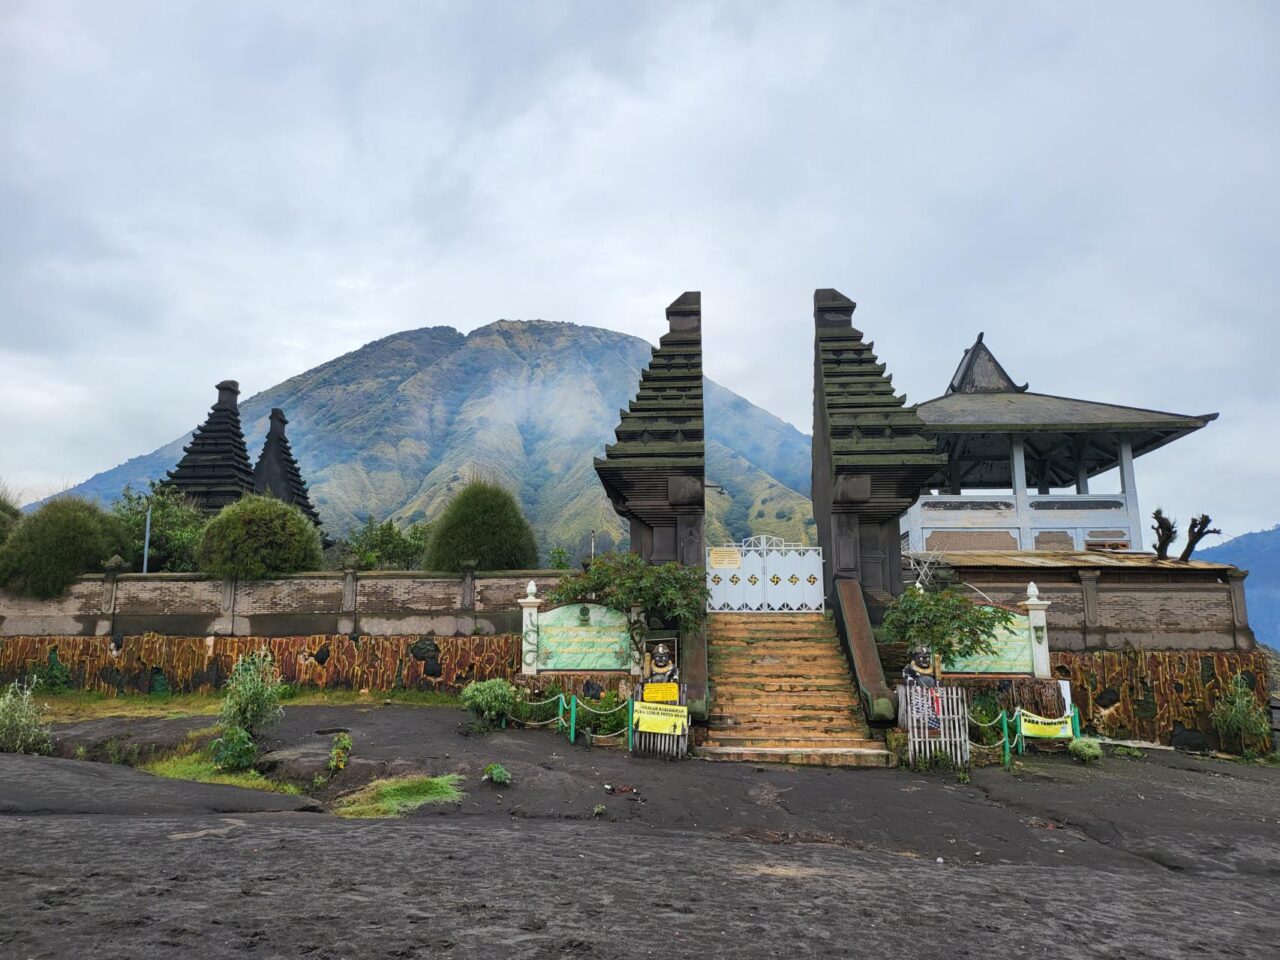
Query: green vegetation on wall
[[196, 495, 322, 580], [337, 516, 432, 570], [425, 480, 538, 572], [111, 482, 207, 573], [0, 497, 131, 598]]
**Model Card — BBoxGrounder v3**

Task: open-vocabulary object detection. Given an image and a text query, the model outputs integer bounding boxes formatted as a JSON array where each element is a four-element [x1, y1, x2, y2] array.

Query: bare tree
[[1178, 514, 1222, 562], [1151, 508, 1178, 560]]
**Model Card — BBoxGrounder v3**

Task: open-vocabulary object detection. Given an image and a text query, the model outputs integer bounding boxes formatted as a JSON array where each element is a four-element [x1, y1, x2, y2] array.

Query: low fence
[[903, 685, 970, 768], [1272, 696, 1280, 753], [0, 633, 519, 695]]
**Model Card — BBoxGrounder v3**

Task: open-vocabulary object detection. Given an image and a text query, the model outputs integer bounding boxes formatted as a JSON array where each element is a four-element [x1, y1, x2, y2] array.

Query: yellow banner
[[643, 682, 680, 703], [1019, 712, 1074, 739], [708, 548, 742, 569], [633, 701, 688, 735]]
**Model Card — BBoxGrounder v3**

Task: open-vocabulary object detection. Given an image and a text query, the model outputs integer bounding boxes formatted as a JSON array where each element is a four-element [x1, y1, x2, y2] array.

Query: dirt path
[[2, 704, 1277, 958]]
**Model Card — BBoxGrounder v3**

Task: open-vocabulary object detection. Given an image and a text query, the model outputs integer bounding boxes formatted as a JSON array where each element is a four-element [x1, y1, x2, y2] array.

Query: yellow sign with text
[[643, 682, 680, 703], [708, 548, 742, 569], [1019, 713, 1074, 739], [633, 701, 689, 735]]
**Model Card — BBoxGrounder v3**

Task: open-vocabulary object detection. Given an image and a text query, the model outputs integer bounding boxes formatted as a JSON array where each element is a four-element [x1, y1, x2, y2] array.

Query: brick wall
[[0, 570, 563, 638], [947, 568, 1250, 652]]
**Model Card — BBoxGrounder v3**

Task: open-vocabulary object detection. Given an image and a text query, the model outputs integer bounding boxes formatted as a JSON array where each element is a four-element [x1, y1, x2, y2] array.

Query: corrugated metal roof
[[931, 550, 1234, 571]]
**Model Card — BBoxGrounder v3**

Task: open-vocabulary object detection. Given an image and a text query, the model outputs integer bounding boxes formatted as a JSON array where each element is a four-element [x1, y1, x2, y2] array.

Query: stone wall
[[943, 567, 1253, 653], [0, 570, 563, 638], [0, 633, 520, 695]]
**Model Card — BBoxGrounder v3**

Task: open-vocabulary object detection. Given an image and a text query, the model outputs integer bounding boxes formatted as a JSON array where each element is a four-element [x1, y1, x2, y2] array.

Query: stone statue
[[647, 643, 678, 683]]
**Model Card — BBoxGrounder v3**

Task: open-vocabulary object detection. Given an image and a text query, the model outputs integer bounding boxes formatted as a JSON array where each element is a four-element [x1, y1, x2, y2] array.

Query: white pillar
[[1117, 438, 1143, 550], [1019, 581, 1052, 679], [1011, 437, 1032, 549], [517, 580, 542, 675]]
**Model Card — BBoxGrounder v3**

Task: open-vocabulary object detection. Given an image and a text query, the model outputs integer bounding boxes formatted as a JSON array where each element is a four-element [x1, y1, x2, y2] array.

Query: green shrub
[[111, 482, 207, 573], [424, 480, 538, 572], [548, 547, 572, 570], [27, 648, 72, 693], [1068, 737, 1103, 765], [328, 732, 353, 772], [460, 678, 517, 730], [547, 551, 709, 664], [340, 516, 431, 570], [197, 495, 322, 580], [219, 651, 284, 736], [482, 762, 513, 786], [1112, 745, 1145, 760], [210, 725, 257, 771], [1211, 674, 1271, 756], [575, 690, 628, 738], [0, 481, 20, 548], [0, 497, 131, 598], [881, 586, 1015, 665], [0, 680, 53, 755]]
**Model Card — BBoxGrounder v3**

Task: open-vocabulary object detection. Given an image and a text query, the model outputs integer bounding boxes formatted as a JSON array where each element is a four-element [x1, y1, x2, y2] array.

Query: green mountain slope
[[57, 321, 816, 562], [1198, 525, 1280, 679]]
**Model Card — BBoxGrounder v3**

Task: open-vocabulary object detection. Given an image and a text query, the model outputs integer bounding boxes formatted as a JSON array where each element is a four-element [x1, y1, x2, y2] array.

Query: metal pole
[[627, 697, 634, 752], [142, 503, 153, 573]]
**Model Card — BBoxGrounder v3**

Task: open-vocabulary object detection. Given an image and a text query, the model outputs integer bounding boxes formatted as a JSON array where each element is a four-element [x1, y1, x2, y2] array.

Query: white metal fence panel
[[706, 536, 823, 612], [905, 685, 970, 768]]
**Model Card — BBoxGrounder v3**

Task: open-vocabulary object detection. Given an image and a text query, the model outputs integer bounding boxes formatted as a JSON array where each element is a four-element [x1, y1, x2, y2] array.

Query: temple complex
[[904, 334, 1217, 553], [161, 380, 255, 513], [594, 292, 705, 566], [253, 408, 323, 528], [810, 289, 945, 608]]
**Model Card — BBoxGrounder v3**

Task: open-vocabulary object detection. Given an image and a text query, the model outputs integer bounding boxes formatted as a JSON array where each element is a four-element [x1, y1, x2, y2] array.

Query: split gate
[[706, 535, 824, 613]]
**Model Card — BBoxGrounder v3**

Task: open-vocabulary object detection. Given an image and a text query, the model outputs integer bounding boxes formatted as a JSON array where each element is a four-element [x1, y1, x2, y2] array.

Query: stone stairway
[[694, 612, 895, 767]]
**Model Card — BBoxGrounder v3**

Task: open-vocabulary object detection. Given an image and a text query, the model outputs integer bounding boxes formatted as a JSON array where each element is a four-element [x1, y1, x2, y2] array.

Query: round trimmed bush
[[0, 497, 131, 598], [424, 480, 538, 572], [197, 495, 322, 580], [0, 483, 20, 548]]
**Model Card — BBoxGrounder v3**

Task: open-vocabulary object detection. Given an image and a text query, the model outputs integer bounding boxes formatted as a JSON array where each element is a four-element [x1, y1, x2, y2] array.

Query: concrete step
[[708, 613, 830, 623], [708, 724, 872, 740], [708, 626, 838, 639], [708, 706, 859, 722], [693, 746, 895, 768], [708, 663, 852, 680], [701, 742, 880, 757], [708, 641, 841, 655], [711, 679, 855, 694], [710, 692, 860, 709]]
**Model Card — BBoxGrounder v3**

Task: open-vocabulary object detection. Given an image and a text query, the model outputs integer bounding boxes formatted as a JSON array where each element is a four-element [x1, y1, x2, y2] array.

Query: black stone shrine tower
[[162, 380, 255, 514]]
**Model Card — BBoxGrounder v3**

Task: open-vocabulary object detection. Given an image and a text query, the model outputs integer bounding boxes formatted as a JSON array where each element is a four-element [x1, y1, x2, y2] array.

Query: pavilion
[[903, 334, 1217, 553]]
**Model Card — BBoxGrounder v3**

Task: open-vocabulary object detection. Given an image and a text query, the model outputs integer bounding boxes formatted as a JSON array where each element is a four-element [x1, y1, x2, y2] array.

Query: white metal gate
[[706, 535, 824, 612]]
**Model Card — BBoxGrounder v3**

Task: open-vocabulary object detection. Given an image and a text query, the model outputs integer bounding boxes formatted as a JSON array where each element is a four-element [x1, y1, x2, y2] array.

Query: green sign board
[[537, 603, 631, 671], [946, 608, 1034, 675]]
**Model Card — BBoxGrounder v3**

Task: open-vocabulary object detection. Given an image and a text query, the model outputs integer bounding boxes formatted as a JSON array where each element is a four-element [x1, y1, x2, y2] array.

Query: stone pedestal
[[1019, 581, 1053, 679], [517, 580, 542, 675]]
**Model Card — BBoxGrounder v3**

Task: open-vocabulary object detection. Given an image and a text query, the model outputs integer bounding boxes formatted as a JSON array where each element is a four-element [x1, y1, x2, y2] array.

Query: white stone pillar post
[[1117, 438, 1143, 550], [517, 580, 542, 675], [1011, 436, 1032, 549], [1019, 581, 1052, 679]]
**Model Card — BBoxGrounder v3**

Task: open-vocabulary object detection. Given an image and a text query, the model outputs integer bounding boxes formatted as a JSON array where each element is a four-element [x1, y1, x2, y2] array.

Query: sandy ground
[[2, 704, 1278, 959]]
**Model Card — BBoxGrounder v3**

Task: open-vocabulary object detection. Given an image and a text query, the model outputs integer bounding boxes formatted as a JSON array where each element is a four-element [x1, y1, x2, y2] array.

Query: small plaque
[[643, 682, 679, 703], [708, 548, 742, 569]]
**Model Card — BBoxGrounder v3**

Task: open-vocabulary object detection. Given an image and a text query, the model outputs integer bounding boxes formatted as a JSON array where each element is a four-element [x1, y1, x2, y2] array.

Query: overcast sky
[[2, 1, 1277, 541]]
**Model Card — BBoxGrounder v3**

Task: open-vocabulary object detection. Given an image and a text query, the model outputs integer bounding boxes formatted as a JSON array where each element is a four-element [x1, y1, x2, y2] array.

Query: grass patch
[[335, 774, 465, 819], [41, 687, 459, 722], [140, 738, 300, 795]]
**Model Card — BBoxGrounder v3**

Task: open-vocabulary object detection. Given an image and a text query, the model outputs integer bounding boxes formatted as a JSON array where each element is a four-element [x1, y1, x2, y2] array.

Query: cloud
[[1, 0, 1277, 538]]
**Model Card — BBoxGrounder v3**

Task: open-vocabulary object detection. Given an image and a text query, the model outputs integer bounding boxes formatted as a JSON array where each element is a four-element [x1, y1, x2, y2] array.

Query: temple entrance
[[706, 536, 824, 612]]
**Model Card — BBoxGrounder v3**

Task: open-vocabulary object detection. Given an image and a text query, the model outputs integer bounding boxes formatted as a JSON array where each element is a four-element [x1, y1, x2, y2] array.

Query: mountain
[[1198, 525, 1280, 662], [55, 321, 816, 561]]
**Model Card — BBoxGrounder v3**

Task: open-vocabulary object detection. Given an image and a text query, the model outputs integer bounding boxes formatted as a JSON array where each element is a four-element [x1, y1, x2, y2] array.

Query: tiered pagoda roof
[[812, 289, 945, 520], [253, 408, 322, 528], [594, 292, 705, 564], [163, 380, 255, 514]]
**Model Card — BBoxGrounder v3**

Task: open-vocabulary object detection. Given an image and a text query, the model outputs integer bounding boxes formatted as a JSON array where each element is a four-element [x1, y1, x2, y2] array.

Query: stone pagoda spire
[[253, 408, 322, 528], [163, 380, 255, 514], [594, 292, 705, 565], [811, 289, 945, 611]]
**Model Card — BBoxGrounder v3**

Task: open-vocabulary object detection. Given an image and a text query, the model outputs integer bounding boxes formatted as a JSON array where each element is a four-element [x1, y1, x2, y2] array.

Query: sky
[[2, 1, 1278, 542]]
